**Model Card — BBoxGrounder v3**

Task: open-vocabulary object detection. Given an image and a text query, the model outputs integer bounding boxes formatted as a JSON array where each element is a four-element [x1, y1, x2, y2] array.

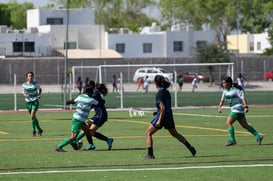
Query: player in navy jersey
[[144, 75, 196, 159], [55, 86, 98, 152], [68, 80, 114, 151], [22, 72, 43, 136], [218, 76, 263, 146]]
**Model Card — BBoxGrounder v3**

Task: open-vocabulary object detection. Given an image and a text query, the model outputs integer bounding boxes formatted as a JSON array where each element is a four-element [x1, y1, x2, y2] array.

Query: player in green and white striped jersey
[[55, 86, 98, 152], [22, 72, 43, 136], [218, 76, 263, 146]]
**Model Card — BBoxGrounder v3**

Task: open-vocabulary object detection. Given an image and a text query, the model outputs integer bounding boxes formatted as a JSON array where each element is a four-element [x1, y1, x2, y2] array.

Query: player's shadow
[[94, 147, 146, 151]]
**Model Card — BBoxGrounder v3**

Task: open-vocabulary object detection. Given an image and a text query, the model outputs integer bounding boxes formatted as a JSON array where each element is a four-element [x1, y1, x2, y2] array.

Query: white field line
[[1, 164, 273, 175]]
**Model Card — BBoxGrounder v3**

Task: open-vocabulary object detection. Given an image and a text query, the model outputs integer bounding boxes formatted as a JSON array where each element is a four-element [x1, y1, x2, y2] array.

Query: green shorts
[[25, 99, 39, 113], [229, 112, 245, 120], [71, 118, 86, 134]]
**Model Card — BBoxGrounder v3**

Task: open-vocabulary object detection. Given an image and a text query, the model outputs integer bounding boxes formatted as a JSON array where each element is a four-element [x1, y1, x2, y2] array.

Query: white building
[[0, 8, 270, 58]]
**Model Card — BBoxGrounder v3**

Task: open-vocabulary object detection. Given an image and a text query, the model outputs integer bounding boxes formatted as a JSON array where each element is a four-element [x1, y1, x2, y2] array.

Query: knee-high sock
[[57, 138, 71, 148], [228, 127, 235, 142], [31, 120, 36, 131], [246, 125, 260, 138], [94, 132, 108, 141]]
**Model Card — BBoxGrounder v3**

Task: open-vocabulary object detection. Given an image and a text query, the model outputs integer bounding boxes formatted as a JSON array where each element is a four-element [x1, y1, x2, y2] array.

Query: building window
[[47, 18, 63, 25], [257, 42, 261, 51], [196, 41, 207, 48], [173, 41, 183, 52], [13, 42, 23, 52], [249, 42, 254, 51], [143, 43, 152, 53], [64, 42, 77, 49], [13, 42, 35, 52], [24, 42, 35, 52], [116, 43, 125, 53]]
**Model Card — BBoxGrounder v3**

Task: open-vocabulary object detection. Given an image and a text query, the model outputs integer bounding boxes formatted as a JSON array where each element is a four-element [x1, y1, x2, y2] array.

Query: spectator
[[112, 75, 118, 92], [76, 76, 83, 94]]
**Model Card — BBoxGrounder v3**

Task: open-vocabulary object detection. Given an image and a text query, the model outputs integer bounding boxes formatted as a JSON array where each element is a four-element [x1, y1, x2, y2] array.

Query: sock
[[94, 132, 108, 141], [86, 134, 94, 144], [184, 141, 192, 149], [147, 147, 153, 156], [228, 127, 236, 142], [246, 125, 260, 139], [75, 132, 85, 142], [34, 119, 41, 130], [31, 120, 36, 131], [57, 138, 71, 148]]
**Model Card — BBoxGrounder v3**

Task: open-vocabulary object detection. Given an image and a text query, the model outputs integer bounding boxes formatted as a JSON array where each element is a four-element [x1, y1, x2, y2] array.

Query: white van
[[133, 67, 173, 82]]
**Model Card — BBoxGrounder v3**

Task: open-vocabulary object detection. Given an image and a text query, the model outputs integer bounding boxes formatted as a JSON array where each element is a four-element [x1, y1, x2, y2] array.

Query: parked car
[[264, 70, 273, 81], [182, 72, 209, 83], [133, 67, 173, 82]]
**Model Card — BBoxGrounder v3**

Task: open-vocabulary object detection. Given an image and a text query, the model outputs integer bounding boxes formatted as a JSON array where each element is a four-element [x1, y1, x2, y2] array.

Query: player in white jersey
[[55, 86, 98, 152], [22, 72, 43, 136], [218, 76, 263, 146]]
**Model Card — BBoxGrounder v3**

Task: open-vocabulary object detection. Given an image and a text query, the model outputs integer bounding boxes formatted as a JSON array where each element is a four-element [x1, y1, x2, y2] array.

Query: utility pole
[[63, 0, 70, 109]]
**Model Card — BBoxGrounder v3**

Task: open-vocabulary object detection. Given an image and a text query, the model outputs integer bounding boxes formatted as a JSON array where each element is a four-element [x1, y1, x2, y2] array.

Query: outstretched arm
[[66, 98, 75, 105]]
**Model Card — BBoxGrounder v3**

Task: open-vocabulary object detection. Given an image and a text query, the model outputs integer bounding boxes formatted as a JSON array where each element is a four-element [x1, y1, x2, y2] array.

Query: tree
[[0, 4, 11, 26], [1, 1, 34, 29], [195, 43, 230, 85], [159, 0, 273, 46], [49, 0, 158, 32]]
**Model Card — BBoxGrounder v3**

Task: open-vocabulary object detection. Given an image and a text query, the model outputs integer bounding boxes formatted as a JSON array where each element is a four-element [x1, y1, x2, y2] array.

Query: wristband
[[244, 106, 248, 108]]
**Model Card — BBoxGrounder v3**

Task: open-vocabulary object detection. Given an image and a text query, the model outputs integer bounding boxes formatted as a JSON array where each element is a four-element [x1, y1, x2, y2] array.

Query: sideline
[[1, 164, 273, 175]]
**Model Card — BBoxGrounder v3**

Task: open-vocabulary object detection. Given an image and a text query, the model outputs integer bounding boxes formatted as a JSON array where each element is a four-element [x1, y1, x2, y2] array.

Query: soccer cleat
[[32, 130, 36, 137], [189, 146, 196, 156], [55, 147, 66, 152], [144, 154, 155, 159], [257, 136, 263, 145], [38, 129, 43, 136], [84, 144, 96, 150], [224, 140, 236, 146], [70, 142, 80, 150], [107, 138, 114, 150]]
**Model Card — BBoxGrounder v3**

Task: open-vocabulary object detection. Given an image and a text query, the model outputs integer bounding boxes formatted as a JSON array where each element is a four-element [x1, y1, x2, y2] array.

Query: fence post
[[14, 74, 17, 111], [120, 72, 123, 109]]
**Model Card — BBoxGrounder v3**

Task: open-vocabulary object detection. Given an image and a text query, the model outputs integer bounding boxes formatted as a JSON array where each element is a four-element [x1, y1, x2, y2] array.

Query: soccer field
[[0, 108, 273, 180]]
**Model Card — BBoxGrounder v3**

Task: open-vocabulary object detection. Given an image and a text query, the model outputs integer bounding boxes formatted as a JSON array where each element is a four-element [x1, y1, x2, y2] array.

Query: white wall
[[27, 8, 95, 29]]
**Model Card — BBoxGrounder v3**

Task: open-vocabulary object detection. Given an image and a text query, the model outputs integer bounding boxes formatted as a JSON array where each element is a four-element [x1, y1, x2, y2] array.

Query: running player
[[218, 76, 263, 146], [22, 71, 43, 136], [144, 75, 196, 159]]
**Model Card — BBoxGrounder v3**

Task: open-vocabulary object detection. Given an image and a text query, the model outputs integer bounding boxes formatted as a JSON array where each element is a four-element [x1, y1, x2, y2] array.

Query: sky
[[0, 0, 160, 18], [0, 0, 48, 7]]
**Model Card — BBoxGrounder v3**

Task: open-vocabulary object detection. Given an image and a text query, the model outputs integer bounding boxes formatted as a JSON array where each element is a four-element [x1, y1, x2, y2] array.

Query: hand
[[218, 107, 222, 113], [244, 107, 249, 113], [153, 111, 157, 116]]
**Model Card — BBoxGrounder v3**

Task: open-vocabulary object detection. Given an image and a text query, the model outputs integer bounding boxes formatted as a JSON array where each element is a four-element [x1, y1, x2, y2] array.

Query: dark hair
[[88, 80, 108, 96], [95, 83, 108, 96], [154, 75, 171, 88], [26, 71, 34, 77], [83, 86, 93, 97], [222, 76, 243, 90]]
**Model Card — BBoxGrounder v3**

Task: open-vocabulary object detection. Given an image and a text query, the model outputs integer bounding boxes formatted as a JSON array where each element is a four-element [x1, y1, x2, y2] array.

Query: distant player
[[22, 71, 43, 136], [218, 76, 263, 146]]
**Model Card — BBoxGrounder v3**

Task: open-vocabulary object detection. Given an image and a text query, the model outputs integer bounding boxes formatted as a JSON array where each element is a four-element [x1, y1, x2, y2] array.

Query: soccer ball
[[77, 140, 83, 150]]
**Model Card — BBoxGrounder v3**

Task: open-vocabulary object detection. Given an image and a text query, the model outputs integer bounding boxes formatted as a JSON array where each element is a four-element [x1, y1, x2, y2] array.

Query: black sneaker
[[144, 154, 155, 159], [257, 136, 263, 145], [55, 147, 66, 152], [32, 130, 36, 137], [38, 129, 43, 136], [224, 140, 236, 146], [189, 146, 196, 156]]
